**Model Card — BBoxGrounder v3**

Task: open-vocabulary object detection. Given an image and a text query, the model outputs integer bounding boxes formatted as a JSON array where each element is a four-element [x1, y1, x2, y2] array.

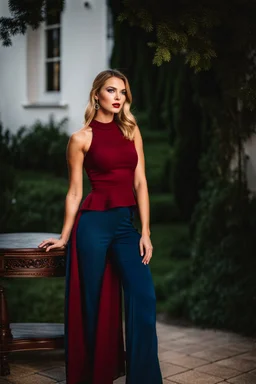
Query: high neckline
[[90, 119, 116, 130]]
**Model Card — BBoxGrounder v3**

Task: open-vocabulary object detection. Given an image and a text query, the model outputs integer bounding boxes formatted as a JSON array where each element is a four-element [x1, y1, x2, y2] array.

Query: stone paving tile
[[5, 374, 57, 384], [180, 336, 211, 344], [157, 329, 186, 340], [160, 362, 189, 378], [0, 364, 36, 379], [1, 351, 65, 382], [166, 354, 208, 369], [2, 322, 256, 384], [39, 367, 66, 382], [240, 351, 256, 362], [159, 350, 187, 362], [170, 369, 222, 384], [184, 329, 225, 340], [192, 347, 245, 362], [177, 343, 209, 355], [195, 362, 241, 379], [228, 370, 256, 384], [159, 341, 199, 352], [114, 376, 125, 383], [216, 356, 256, 373], [8, 350, 65, 371], [159, 345, 170, 353], [224, 342, 256, 352], [169, 337, 202, 346]]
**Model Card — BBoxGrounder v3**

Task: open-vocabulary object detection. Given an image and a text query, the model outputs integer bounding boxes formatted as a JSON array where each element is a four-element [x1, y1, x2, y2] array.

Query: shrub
[[1, 116, 69, 177], [5, 176, 67, 233], [188, 179, 256, 334], [145, 143, 172, 193], [3, 278, 65, 323], [0, 121, 12, 163], [150, 194, 180, 223], [0, 163, 17, 232], [155, 259, 192, 319]]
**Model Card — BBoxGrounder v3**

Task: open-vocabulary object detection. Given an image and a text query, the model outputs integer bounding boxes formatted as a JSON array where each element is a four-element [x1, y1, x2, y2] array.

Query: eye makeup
[[106, 87, 127, 95]]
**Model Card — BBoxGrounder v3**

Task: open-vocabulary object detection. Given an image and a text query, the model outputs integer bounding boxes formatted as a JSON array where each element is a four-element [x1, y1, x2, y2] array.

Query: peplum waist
[[79, 185, 137, 211]]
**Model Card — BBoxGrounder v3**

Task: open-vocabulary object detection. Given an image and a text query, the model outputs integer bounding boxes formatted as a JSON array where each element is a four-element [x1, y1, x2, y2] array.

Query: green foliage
[[3, 278, 65, 322], [6, 173, 175, 234], [110, 2, 176, 131], [150, 194, 179, 223], [171, 63, 203, 220], [150, 223, 192, 317], [3, 221, 190, 323], [163, 260, 192, 319], [120, 0, 219, 70], [120, 0, 256, 124], [0, 163, 17, 232], [0, 121, 17, 231], [4, 174, 67, 233], [121, 1, 250, 67], [189, 179, 256, 333], [1, 116, 69, 176], [0, 0, 65, 46], [0, 121, 12, 161], [144, 141, 170, 193], [0, 114, 173, 233]]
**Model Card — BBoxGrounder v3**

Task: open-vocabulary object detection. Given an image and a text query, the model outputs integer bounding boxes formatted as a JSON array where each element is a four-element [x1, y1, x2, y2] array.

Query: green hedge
[[3, 278, 65, 323], [188, 179, 256, 334], [5, 176, 67, 233], [1, 118, 171, 195], [145, 143, 171, 193], [1, 116, 69, 177], [150, 194, 179, 223], [5, 173, 178, 233], [3, 222, 190, 323]]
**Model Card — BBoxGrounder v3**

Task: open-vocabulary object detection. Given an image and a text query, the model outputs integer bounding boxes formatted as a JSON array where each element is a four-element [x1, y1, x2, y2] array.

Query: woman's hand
[[38, 238, 67, 252], [139, 234, 153, 265]]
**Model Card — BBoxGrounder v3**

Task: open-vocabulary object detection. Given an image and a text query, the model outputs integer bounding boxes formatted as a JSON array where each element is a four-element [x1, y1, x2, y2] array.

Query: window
[[107, 6, 114, 64], [45, 6, 61, 92], [107, 5, 114, 40]]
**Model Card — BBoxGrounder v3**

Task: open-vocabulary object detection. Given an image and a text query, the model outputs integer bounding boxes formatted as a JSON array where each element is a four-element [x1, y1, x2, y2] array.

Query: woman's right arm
[[38, 132, 85, 252]]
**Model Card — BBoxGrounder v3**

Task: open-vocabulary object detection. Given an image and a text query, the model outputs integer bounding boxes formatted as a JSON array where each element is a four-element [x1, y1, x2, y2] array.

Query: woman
[[38, 69, 162, 384]]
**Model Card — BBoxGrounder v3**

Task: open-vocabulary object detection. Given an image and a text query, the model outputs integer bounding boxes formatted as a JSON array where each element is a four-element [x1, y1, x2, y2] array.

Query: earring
[[94, 99, 100, 110]]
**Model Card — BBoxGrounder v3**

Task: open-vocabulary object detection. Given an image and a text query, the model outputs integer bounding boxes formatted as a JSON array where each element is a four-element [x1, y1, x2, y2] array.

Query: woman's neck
[[94, 111, 114, 124]]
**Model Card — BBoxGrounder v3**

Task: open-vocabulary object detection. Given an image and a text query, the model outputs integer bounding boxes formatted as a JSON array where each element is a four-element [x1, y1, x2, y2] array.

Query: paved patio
[[1, 321, 256, 384]]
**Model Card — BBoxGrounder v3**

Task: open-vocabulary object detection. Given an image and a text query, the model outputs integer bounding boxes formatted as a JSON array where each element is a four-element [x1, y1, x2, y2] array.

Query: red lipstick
[[112, 103, 120, 108]]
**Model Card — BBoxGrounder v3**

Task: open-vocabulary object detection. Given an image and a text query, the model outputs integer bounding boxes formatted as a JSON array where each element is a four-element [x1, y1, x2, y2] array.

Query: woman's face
[[96, 77, 127, 114]]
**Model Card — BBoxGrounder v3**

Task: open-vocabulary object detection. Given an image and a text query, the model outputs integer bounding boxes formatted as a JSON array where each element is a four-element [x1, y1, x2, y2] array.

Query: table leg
[[0, 284, 13, 375]]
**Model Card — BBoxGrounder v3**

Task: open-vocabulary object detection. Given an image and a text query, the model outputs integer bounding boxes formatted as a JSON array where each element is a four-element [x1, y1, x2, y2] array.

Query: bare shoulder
[[69, 126, 92, 153]]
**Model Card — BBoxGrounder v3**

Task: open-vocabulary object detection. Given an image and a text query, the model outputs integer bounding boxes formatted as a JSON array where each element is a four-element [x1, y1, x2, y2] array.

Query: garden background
[[1, 0, 256, 337]]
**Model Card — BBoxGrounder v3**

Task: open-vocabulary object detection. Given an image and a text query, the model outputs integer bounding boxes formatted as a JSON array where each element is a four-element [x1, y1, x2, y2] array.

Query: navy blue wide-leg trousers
[[75, 206, 162, 384]]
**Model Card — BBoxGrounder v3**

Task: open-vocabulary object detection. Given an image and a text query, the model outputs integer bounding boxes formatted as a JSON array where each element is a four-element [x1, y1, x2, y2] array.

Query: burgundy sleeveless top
[[79, 119, 138, 211]]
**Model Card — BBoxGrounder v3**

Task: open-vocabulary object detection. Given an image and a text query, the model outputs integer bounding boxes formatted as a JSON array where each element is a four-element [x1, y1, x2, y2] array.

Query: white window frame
[[37, 15, 61, 103], [44, 21, 61, 94], [25, 9, 67, 107]]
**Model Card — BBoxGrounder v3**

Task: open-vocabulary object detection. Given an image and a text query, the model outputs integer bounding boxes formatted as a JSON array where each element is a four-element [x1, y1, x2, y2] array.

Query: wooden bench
[[0, 232, 66, 376]]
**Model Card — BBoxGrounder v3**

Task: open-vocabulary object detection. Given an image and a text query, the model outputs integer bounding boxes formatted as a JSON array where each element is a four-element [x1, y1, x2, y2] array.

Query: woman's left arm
[[133, 125, 153, 265]]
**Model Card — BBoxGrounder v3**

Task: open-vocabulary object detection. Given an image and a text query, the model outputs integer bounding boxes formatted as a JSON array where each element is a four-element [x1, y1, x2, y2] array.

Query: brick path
[[1, 321, 256, 384]]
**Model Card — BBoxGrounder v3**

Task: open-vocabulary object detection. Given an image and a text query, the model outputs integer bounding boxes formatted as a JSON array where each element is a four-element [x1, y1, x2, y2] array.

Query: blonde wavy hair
[[84, 69, 137, 140]]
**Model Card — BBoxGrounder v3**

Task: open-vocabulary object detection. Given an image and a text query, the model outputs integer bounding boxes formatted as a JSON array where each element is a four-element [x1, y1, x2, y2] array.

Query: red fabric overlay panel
[[67, 210, 125, 384]]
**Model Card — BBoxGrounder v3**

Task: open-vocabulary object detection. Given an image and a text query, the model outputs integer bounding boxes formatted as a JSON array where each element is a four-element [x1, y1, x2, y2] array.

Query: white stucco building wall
[[0, 0, 113, 134]]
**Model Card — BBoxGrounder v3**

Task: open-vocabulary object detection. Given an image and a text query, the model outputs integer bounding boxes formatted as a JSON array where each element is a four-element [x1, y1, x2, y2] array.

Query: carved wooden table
[[0, 233, 66, 376]]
